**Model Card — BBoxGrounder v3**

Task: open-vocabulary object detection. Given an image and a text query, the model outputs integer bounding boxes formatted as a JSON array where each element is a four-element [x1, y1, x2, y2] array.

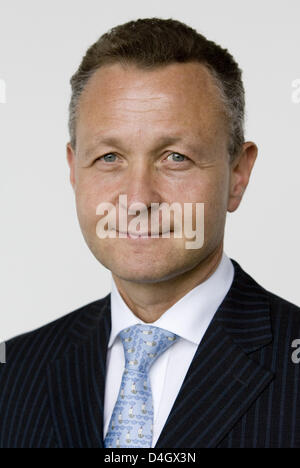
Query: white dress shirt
[[103, 251, 234, 447]]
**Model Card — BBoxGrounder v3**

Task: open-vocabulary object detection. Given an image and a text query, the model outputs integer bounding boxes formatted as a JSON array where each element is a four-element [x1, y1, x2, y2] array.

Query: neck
[[112, 242, 224, 323]]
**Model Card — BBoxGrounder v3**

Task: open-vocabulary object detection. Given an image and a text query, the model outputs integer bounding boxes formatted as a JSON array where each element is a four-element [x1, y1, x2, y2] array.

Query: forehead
[[75, 61, 227, 148]]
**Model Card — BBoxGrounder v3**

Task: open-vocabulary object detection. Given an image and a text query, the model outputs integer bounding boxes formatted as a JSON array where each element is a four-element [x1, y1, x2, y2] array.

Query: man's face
[[67, 62, 240, 283]]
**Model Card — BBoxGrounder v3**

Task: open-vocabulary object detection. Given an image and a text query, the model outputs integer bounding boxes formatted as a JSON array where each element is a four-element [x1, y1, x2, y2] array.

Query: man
[[0, 17, 299, 449]]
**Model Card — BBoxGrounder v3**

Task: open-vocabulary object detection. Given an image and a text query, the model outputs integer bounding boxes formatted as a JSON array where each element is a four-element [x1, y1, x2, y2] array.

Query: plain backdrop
[[0, 0, 299, 341]]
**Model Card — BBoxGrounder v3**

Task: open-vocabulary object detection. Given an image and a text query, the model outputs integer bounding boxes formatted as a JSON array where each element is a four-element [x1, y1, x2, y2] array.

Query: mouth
[[115, 230, 173, 239]]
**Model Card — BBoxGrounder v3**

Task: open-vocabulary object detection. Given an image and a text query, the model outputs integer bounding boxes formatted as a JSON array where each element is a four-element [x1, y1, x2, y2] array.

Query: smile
[[116, 230, 172, 238]]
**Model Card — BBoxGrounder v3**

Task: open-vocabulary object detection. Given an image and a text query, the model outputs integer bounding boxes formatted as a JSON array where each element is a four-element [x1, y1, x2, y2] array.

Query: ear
[[66, 142, 76, 191], [227, 141, 258, 213]]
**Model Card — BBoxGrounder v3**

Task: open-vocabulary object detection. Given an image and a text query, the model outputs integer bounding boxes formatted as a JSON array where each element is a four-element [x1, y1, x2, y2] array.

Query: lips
[[116, 230, 172, 237], [122, 232, 151, 236]]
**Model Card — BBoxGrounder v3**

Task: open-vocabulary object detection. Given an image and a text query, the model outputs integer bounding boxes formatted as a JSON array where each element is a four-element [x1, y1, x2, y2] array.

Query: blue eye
[[100, 153, 117, 162], [167, 152, 187, 162], [95, 153, 118, 163]]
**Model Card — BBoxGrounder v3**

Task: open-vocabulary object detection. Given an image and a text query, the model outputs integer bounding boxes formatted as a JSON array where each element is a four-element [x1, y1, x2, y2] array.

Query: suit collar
[[47, 258, 274, 448], [215, 258, 272, 354]]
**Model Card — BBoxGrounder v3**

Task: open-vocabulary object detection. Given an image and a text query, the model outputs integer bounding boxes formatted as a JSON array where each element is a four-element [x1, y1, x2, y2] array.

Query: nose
[[121, 161, 161, 209], [117, 160, 163, 231]]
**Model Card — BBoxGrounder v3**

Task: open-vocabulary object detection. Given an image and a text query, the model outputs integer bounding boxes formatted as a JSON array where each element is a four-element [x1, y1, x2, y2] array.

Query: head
[[67, 17, 257, 284]]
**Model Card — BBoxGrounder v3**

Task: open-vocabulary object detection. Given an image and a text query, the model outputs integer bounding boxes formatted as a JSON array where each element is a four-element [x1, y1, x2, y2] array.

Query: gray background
[[1, 0, 299, 340]]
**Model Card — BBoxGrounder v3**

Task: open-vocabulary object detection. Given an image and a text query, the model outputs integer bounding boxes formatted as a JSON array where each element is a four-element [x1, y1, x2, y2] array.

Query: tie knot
[[119, 324, 178, 373]]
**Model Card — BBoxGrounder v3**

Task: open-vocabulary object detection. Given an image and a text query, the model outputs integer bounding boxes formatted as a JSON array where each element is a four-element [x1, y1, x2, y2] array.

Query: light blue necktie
[[104, 324, 179, 448]]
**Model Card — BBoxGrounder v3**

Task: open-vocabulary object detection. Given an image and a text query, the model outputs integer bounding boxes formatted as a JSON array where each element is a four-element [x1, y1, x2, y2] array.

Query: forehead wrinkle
[[95, 96, 172, 116], [106, 95, 167, 101]]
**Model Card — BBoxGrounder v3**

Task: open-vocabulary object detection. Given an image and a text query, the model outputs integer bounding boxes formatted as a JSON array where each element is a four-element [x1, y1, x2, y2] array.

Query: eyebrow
[[82, 134, 200, 159]]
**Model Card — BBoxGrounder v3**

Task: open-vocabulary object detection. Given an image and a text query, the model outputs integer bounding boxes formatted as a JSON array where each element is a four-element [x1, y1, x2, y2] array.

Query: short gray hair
[[68, 17, 245, 162]]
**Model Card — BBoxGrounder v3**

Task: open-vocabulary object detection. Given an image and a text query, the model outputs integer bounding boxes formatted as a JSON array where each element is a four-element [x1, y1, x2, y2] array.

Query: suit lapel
[[155, 259, 275, 448], [46, 295, 111, 448]]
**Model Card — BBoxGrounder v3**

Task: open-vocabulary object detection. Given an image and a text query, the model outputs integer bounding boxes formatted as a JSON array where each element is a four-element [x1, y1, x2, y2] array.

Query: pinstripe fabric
[[0, 258, 300, 448]]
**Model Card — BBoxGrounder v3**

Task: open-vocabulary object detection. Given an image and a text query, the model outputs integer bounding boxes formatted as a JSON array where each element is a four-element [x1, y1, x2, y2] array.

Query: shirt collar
[[108, 251, 234, 348]]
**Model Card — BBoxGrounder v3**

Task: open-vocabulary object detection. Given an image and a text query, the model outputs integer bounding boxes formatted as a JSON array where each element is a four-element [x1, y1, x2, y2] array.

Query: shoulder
[[267, 289, 300, 314], [0, 294, 110, 376], [231, 257, 300, 319], [228, 258, 300, 351], [0, 294, 110, 447], [266, 290, 300, 335]]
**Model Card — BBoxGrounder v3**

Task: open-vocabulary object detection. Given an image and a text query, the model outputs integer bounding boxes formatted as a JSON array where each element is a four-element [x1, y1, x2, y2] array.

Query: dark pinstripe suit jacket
[[1, 258, 300, 448]]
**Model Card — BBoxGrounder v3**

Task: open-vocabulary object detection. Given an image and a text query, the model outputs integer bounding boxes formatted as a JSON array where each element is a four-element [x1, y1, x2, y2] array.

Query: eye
[[96, 153, 118, 162], [166, 152, 188, 163]]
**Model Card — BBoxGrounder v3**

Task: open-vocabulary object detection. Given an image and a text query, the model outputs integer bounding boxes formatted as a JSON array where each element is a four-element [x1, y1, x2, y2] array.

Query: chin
[[105, 260, 176, 284], [111, 259, 196, 284]]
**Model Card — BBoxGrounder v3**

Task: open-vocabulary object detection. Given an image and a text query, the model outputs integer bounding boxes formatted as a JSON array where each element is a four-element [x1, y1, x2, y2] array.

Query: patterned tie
[[104, 324, 179, 448]]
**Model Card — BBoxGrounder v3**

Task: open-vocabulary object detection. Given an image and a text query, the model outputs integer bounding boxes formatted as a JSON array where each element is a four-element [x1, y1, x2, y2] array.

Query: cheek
[[75, 176, 104, 226], [78, 167, 106, 194], [180, 174, 226, 206], [75, 172, 123, 240], [204, 175, 230, 237], [77, 170, 120, 202], [186, 172, 229, 229]]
